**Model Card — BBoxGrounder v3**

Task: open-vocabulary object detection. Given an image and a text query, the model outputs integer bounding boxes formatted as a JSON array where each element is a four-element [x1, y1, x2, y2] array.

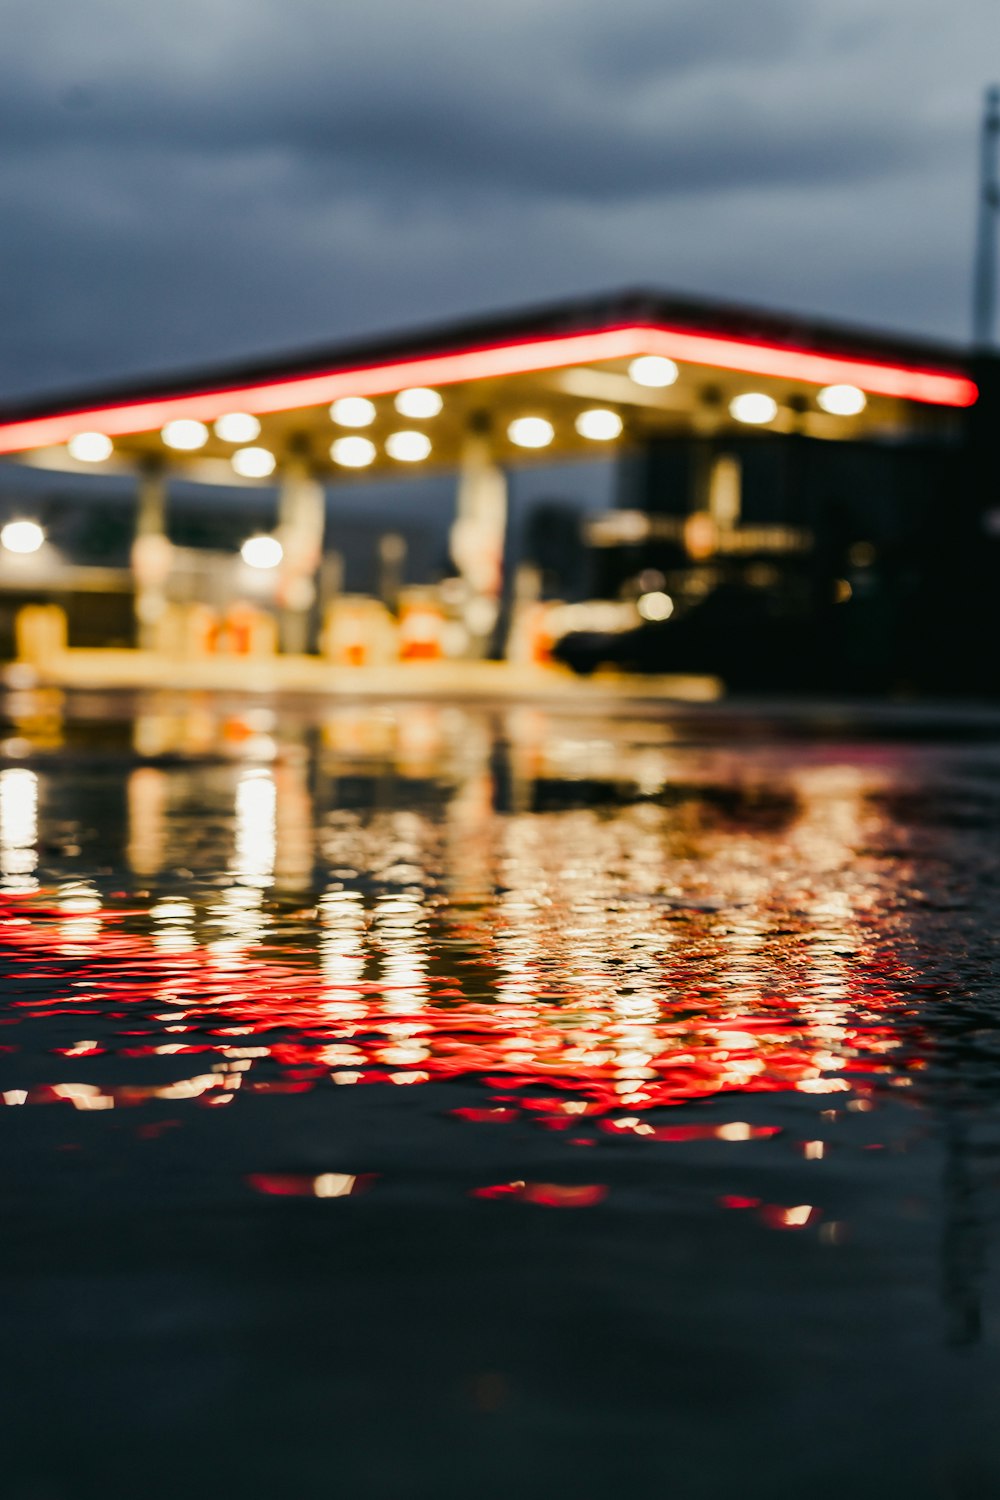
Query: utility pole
[[972, 85, 1000, 348]]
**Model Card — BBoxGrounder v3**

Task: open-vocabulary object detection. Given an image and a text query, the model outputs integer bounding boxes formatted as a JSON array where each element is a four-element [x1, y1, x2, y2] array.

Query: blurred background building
[[0, 287, 995, 696]]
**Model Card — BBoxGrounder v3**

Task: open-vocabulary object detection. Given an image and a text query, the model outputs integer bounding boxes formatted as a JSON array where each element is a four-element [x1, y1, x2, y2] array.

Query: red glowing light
[[0, 886, 910, 1130], [0, 324, 976, 456], [472, 1182, 608, 1207]]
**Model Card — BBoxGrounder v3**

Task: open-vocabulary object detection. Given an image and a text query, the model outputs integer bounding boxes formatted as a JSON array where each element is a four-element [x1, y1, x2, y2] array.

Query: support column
[[450, 417, 508, 656], [276, 458, 326, 655], [132, 460, 172, 652], [682, 444, 741, 561], [707, 452, 741, 532]]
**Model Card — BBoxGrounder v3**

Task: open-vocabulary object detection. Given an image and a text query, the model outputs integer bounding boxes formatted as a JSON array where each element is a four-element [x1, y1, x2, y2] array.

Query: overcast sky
[[2, 0, 998, 399]]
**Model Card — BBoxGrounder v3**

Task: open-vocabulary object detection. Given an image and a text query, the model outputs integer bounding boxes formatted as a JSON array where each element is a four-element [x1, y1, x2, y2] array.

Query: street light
[[1, 520, 45, 555]]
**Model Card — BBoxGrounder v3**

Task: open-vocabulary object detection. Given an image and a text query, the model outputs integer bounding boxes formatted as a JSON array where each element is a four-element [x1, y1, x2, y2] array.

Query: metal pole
[[972, 85, 1000, 349]]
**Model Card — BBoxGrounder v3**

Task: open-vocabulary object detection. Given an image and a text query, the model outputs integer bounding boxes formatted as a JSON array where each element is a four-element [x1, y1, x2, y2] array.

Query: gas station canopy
[[0, 290, 978, 484]]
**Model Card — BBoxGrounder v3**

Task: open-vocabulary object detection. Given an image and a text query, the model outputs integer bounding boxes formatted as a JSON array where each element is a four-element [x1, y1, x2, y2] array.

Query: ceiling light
[[330, 397, 376, 427], [507, 417, 554, 449], [161, 419, 209, 451], [241, 535, 283, 570], [394, 387, 443, 419], [729, 392, 778, 425], [67, 432, 113, 462], [817, 384, 867, 416], [331, 436, 377, 468], [215, 412, 261, 443], [575, 408, 623, 441], [385, 430, 432, 462], [231, 446, 276, 478], [1, 520, 45, 555], [629, 355, 678, 388]]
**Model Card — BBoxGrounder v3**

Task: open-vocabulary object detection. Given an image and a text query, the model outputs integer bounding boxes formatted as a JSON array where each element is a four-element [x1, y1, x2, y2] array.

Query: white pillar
[[276, 460, 326, 654], [450, 422, 508, 654], [132, 463, 172, 652]]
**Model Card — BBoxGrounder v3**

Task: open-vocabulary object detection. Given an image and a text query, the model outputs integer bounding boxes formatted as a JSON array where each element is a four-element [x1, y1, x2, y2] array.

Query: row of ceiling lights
[[61, 367, 870, 473], [0, 515, 286, 570]]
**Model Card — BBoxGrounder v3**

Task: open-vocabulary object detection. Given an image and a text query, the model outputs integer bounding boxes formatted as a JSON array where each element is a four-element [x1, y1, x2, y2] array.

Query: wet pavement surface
[[3, 689, 1000, 1497]]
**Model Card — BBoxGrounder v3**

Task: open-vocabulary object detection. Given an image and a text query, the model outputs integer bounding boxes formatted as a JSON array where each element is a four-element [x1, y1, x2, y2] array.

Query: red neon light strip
[[0, 323, 977, 455]]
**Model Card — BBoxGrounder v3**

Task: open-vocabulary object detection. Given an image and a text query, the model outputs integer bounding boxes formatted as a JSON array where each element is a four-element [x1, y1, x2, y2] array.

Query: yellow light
[[314, 1173, 356, 1198], [629, 355, 678, 388], [385, 430, 431, 462], [161, 419, 209, 451], [331, 435, 376, 468], [330, 397, 376, 427], [507, 417, 554, 449], [637, 590, 673, 621], [729, 392, 777, 425], [214, 412, 261, 443], [817, 384, 867, 416], [575, 408, 623, 441], [67, 432, 113, 462], [241, 535, 283, 569], [394, 387, 443, 419], [231, 446, 276, 478], [1, 520, 45, 555]]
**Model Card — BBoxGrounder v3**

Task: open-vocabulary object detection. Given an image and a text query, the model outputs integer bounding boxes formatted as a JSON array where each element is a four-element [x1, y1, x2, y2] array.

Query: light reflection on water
[[7, 695, 1000, 1490], [0, 703, 930, 1164]]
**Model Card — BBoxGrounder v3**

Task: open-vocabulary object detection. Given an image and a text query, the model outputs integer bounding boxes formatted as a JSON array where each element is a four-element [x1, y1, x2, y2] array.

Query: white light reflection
[[56, 879, 102, 955], [150, 896, 196, 953], [234, 770, 276, 887], [210, 769, 276, 955], [319, 888, 367, 1028], [0, 767, 38, 890]]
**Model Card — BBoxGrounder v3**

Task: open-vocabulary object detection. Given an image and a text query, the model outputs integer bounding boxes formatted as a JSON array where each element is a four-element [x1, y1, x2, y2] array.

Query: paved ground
[[2, 693, 1000, 1497]]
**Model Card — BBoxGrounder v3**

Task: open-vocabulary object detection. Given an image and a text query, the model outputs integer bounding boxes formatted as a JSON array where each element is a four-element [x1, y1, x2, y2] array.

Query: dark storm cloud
[[0, 0, 996, 395]]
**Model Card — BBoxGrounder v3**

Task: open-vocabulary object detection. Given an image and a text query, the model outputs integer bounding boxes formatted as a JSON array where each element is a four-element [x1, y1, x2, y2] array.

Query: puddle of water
[[2, 692, 1000, 1497]]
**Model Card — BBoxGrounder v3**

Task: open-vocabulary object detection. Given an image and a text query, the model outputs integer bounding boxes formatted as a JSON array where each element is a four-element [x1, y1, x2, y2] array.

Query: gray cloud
[[0, 0, 996, 397]]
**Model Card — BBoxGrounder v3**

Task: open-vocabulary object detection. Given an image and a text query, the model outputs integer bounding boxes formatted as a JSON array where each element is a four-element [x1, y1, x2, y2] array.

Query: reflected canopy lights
[[1, 520, 45, 555]]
